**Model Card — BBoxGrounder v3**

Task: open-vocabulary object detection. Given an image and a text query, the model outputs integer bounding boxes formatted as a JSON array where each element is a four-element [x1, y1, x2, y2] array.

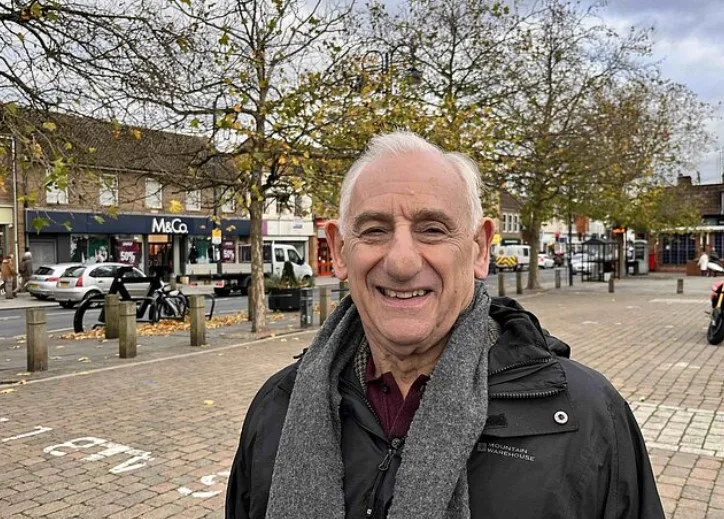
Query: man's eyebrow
[[352, 211, 394, 230], [411, 209, 458, 228]]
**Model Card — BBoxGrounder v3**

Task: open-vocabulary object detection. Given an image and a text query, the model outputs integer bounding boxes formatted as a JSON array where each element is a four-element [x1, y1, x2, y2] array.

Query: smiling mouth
[[378, 287, 430, 299]]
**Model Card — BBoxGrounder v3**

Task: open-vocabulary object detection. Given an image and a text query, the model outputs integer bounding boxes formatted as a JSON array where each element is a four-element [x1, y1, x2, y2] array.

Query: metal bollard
[[169, 275, 178, 291], [677, 278, 684, 294], [300, 288, 313, 328], [319, 287, 330, 326], [608, 276, 614, 293], [119, 301, 137, 359], [26, 308, 47, 372], [497, 272, 506, 297], [338, 280, 349, 301], [516, 270, 523, 295], [189, 295, 206, 347], [104, 294, 120, 340], [555, 268, 561, 289]]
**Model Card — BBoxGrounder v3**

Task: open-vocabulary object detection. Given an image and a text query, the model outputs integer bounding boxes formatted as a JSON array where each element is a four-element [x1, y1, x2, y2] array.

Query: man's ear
[[325, 220, 348, 280], [473, 218, 495, 279]]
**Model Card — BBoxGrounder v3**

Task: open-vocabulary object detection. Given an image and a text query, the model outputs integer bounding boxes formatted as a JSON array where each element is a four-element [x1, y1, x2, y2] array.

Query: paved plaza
[[2, 274, 724, 518]]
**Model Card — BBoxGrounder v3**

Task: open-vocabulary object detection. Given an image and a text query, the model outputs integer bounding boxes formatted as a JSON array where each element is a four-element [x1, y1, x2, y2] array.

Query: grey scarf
[[266, 281, 492, 519]]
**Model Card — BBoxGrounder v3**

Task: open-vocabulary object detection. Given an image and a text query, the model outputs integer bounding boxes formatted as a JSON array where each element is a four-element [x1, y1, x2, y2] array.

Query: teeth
[[382, 289, 427, 299]]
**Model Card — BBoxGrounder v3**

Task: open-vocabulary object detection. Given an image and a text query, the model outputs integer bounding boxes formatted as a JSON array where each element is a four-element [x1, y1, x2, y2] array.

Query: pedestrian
[[18, 250, 33, 293], [1, 254, 16, 299], [226, 132, 664, 518], [699, 249, 710, 277]]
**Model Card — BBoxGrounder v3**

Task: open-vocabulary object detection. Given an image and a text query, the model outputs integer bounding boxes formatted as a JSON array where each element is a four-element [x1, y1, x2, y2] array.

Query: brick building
[[0, 110, 314, 276]]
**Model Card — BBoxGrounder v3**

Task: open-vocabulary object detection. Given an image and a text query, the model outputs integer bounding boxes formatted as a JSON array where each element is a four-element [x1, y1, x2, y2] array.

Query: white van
[[494, 245, 531, 271]]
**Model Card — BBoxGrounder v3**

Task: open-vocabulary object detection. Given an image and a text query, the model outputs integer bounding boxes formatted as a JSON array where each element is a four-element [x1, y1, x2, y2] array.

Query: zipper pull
[[378, 438, 403, 471]]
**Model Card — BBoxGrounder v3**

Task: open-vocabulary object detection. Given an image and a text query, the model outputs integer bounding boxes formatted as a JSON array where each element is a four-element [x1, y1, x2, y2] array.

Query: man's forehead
[[351, 151, 463, 194]]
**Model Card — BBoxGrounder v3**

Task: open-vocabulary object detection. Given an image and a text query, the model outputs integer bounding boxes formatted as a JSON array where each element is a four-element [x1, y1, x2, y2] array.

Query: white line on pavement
[[0, 316, 19, 321]]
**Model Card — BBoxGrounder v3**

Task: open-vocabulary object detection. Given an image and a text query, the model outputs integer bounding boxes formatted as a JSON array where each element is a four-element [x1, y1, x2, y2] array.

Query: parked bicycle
[[72, 267, 202, 333]]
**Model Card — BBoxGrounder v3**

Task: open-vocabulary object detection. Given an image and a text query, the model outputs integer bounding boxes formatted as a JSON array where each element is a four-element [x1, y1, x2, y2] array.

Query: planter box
[[268, 288, 301, 311]]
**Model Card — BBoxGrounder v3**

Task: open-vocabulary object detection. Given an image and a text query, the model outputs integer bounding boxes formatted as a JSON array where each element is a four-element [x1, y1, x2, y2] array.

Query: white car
[[53, 263, 151, 308], [570, 253, 593, 274], [537, 254, 555, 269]]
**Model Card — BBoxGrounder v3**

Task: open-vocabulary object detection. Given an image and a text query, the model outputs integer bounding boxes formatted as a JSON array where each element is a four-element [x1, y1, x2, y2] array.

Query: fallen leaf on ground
[[15, 372, 30, 376], [204, 400, 215, 406], [17, 380, 27, 385], [0, 388, 16, 394], [77, 357, 90, 362]]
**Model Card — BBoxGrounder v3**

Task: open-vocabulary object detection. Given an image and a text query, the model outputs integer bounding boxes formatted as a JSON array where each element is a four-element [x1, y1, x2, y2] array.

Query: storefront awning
[[25, 210, 251, 236]]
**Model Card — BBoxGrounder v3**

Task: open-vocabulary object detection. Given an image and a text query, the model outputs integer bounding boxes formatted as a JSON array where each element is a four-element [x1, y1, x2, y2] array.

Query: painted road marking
[[43, 436, 153, 474], [178, 471, 231, 498], [2, 426, 52, 442]]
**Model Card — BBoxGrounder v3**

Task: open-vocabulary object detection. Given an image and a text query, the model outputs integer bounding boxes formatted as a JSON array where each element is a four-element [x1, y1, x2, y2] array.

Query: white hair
[[338, 131, 483, 236]]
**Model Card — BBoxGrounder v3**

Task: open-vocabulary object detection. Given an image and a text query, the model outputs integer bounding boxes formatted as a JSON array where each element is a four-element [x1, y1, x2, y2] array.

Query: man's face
[[326, 151, 493, 358]]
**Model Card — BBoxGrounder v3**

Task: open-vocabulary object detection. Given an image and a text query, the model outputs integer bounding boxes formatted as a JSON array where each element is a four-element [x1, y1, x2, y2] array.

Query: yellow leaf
[[15, 372, 30, 376], [42, 121, 57, 132], [131, 129, 142, 140], [78, 357, 90, 362], [278, 156, 287, 165], [0, 389, 16, 394], [204, 400, 215, 406]]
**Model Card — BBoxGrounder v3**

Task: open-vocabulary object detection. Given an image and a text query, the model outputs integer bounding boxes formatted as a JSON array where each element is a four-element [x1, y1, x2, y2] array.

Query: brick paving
[[1, 274, 723, 518]]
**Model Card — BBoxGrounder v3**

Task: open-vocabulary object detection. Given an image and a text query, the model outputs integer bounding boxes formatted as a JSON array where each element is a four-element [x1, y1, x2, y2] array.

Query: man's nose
[[384, 228, 422, 280]]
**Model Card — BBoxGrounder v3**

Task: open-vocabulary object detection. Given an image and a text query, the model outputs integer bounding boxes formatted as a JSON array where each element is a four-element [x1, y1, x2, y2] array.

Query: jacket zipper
[[365, 437, 404, 518], [489, 356, 551, 376], [489, 388, 564, 399]]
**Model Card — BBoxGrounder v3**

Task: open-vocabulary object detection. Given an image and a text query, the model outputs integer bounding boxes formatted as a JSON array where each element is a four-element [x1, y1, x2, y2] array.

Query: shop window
[[45, 169, 68, 205], [188, 236, 214, 264], [661, 233, 696, 265], [145, 178, 163, 209], [99, 175, 118, 207], [186, 190, 201, 211]]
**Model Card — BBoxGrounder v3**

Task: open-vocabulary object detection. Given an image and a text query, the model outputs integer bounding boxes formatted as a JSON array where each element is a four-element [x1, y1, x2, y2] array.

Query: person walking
[[18, 250, 33, 293], [699, 250, 710, 277], [1, 254, 16, 299]]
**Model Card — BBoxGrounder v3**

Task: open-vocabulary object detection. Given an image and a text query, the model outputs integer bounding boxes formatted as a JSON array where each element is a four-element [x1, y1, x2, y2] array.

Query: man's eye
[[362, 228, 386, 236], [421, 227, 446, 235]]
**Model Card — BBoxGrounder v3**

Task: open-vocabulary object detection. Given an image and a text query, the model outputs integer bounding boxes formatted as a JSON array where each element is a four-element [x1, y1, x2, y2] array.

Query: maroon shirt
[[365, 355, 430, 440]]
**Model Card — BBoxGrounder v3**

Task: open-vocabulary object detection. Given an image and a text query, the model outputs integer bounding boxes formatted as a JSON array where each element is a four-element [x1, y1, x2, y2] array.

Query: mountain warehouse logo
[[152, 217, 188, 234], [477, 442, 536, 462]]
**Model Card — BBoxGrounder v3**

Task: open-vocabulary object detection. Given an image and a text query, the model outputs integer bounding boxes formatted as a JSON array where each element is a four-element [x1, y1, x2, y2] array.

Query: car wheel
[[82, 290, 102, 302], [59, 301, 75, 309]]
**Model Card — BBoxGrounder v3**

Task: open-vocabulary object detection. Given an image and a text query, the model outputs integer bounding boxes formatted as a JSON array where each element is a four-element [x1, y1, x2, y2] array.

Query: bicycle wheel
[[73, 295, 105, 333]]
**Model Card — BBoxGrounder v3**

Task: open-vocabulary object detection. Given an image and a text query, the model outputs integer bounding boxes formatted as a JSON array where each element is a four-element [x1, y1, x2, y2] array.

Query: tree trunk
[[524, 221, 542, 290], [249, 181, 267, 333]]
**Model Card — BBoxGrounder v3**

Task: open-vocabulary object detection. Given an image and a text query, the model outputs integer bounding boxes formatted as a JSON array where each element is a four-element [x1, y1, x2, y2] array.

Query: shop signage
[[151, 217, 188, 234]]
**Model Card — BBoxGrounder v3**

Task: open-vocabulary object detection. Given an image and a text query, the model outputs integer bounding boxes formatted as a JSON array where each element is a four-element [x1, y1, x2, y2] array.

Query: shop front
[[25, 210, 250, 275]]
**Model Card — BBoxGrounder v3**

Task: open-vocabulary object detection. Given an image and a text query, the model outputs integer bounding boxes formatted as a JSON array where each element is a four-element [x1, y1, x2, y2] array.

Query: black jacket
[[226, 297, 664, 519]]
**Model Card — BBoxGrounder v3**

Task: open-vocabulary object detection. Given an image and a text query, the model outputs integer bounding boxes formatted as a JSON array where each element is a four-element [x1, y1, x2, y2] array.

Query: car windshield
[[63, 266, 86, 278]]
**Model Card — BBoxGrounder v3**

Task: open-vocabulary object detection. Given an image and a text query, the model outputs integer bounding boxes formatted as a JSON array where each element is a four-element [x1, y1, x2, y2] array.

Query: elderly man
[[226, 132, 663, 518]]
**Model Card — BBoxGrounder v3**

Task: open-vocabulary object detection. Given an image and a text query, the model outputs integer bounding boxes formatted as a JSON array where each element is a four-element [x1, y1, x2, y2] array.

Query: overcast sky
[[590, 0, 723, 184]]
